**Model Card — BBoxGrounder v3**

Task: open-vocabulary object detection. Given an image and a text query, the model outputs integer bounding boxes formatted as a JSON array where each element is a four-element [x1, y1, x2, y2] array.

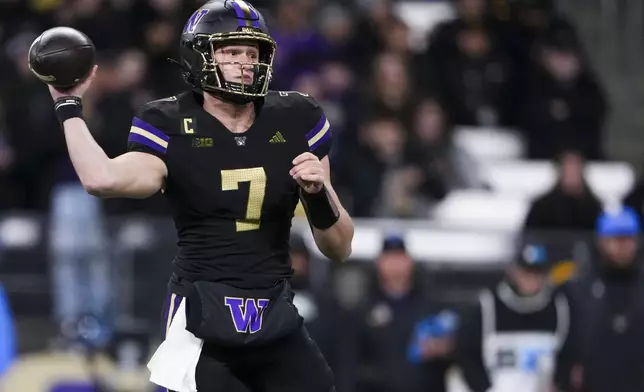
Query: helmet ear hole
[[194, 38, 209, 52]]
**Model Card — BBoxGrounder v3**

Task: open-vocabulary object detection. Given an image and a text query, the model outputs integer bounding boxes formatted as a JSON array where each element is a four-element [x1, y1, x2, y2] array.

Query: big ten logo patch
[[192, 137, 213, 148]]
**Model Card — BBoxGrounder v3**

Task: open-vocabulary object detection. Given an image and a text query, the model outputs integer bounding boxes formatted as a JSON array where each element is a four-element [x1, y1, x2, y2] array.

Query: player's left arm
[[291, 153, 354, 262], [290, 93, 354, 261]]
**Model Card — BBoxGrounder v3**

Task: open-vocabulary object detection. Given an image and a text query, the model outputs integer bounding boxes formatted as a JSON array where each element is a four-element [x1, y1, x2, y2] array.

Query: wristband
[[54, 96, 83, 125], [299, 185, 340, 230]]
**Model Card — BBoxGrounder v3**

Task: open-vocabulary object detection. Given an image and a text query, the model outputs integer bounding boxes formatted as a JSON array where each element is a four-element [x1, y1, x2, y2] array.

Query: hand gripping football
[[28, 26, 96, 91]]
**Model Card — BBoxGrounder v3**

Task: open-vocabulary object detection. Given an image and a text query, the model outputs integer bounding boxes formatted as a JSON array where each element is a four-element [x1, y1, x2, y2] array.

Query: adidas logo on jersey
[[269, 132, 286, 143]]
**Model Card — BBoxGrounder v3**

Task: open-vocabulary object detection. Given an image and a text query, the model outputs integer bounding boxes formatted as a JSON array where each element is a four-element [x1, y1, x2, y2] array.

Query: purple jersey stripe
[[170, 295, 182, 322], [230, 2, 248, 27], [310, 128, 332, 151], [129, 132, 167, 154], [162, 293, 184, 339], [306, 115, 327, 141], [132, 117, 169, 142]]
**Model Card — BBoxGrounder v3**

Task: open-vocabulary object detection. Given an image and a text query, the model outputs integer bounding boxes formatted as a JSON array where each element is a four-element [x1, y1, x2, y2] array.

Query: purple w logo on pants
[[225, 297, 270, 333]]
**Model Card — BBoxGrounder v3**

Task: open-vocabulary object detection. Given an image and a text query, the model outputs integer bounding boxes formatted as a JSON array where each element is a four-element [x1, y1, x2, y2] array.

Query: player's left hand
[[290, 152, 325, 194]]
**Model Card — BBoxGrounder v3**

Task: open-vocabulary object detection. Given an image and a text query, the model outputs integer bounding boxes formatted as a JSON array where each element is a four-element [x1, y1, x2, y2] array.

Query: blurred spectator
[[457, 242, 575, 392], [337, 234, 453, 392], [362, 52, 418, 131], [381, 17, 412, 60], [406, 309, 457, 392], [0, 132, 16, 210], [337, 116, 407, 217], [381, 98, 487, 217], [48, 181, 113, 351], [565, 206, 644, 392], [524, 150, 603, 231], [408, 98, 487, 191], [54, 0, 132, 52], [424, 0, 496, 65], [270, 0, 324, 89], [506, 0, 577, 52], [518, 27, 607, 160], [293, 60, 360, 165], [424, 0, 516, 126], [350, 0, 398, 73], [316, 5, 357, 67], [1, 30, 65, 211]]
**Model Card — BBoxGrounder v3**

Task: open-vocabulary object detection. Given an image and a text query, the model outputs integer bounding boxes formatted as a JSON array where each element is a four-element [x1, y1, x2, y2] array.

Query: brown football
[[28, 27, 95, 91]]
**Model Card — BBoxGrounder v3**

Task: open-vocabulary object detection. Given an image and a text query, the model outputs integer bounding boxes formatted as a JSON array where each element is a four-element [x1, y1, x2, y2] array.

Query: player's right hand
[[48, 64, 98, 100]]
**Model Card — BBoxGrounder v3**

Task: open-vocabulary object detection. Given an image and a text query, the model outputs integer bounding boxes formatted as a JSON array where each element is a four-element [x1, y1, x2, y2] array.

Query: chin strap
[[167, 57, 199, 89]]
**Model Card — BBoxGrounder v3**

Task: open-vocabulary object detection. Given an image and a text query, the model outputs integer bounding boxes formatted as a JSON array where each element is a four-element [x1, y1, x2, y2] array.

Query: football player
[[45, 1, 354, 391]]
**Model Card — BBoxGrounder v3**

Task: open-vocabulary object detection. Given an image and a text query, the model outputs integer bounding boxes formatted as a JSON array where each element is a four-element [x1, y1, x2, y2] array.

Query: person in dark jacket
[[564, 206, 644, 392], [517, 27, 607, 160], [524, 150, 603, 232], [336, 234, 453, 392]]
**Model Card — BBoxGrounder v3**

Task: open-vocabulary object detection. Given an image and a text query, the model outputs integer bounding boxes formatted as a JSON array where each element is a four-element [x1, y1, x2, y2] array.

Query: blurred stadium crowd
[[0, 0, 610, 216], [2, 0, 644, 391]]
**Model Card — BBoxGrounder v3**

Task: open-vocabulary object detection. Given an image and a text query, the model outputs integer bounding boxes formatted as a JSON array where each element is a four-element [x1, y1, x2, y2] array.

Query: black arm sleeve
[[457, 302, 492, 392]]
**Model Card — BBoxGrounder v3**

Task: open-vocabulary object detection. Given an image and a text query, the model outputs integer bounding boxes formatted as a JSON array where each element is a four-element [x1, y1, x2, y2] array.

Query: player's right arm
[[49, 65, 167, 199], [62, 117, 166, 198]]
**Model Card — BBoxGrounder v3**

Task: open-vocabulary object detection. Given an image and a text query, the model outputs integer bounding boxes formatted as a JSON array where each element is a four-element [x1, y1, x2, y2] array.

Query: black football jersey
[[126, 91, 332, 288]]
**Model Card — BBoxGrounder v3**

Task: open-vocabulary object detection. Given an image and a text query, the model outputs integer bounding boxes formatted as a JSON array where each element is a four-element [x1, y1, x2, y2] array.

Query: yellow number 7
[[221, 167, 267, 232]]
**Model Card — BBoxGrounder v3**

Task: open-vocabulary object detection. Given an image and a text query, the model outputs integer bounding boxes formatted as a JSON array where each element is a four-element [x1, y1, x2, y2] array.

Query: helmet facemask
[[191, 31, 276, 103]]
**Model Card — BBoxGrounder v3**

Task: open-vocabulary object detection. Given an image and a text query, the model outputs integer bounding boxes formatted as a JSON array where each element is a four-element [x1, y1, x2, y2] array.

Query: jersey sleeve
[[300, 96, 333, 160], [127, 104, 171, 161]]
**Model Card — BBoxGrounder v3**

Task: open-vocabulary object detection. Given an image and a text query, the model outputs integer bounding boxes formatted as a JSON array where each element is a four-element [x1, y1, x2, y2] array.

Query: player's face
[[214, 43, 260, 86]]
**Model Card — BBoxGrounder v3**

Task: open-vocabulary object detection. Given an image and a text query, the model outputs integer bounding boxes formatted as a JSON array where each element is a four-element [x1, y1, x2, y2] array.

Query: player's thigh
[[194, 347, 251, 392], [260, 327, 335, 392], [165, 357, 249, 392]]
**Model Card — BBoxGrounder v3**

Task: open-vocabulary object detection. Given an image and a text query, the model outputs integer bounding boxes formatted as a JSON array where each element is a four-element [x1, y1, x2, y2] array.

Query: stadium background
[[0, 0, 643, 390]]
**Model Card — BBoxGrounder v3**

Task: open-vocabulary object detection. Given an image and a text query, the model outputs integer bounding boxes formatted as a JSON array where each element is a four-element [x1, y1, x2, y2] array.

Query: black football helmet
[[179, 0, 276, 104]]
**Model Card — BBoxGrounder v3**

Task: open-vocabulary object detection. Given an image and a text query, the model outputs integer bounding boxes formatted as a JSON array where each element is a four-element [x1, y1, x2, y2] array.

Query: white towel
[[147, 298, 204, 392]]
